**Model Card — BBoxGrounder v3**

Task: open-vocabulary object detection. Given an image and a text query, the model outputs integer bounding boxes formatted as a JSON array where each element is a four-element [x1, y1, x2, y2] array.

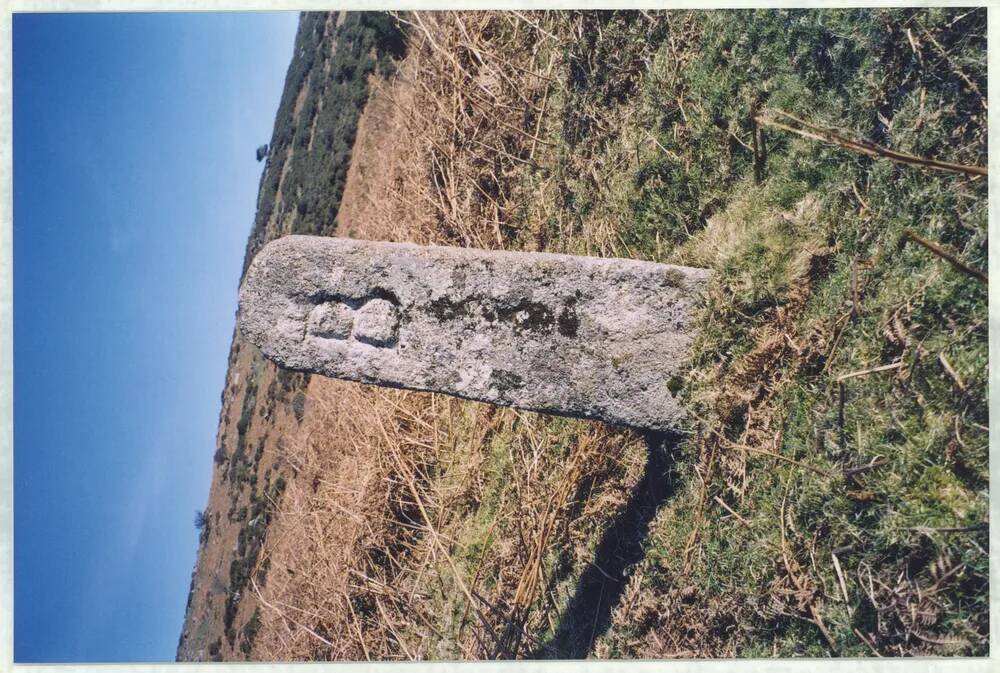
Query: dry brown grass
[[337, 11, 664, 256], [251, 379, 643, 660], [250, 11, 652, 661], [337, 11, 557, 249], [249, 379, 444, 660]]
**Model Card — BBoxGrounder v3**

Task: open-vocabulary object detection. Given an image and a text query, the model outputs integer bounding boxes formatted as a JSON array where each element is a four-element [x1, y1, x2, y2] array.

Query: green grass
[[592, 7, 987, 656]]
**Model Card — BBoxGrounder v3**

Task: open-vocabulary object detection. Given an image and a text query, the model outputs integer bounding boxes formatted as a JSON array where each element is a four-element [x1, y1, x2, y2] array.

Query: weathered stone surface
[[239, 235, 710, 431]]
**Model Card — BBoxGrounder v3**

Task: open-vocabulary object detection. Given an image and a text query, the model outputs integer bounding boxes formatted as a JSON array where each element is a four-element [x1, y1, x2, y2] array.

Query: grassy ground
[[239, 8, 987, 659], [578, 8, 989, 656]]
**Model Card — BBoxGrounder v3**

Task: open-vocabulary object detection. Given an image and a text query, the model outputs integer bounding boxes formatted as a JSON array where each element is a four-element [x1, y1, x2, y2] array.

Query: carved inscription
[[306, 296, 400, 348], [353, 298, 400, 347]]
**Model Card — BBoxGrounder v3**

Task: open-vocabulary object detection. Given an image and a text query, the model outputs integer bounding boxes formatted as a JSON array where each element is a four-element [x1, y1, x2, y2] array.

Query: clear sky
[[13, 12, 300, 662]]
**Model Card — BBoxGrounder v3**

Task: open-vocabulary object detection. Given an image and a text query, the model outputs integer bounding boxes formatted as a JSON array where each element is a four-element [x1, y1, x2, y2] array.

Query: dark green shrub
[[291, 392, 306, 422]]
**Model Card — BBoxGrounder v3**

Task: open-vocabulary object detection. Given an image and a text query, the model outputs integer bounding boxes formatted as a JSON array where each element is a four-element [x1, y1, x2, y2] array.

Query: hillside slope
[[180, 9, 988, 660], [176, 11, 404, 660]]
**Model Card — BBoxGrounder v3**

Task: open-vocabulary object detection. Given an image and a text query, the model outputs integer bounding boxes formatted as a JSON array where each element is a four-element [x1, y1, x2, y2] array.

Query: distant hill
[[176, 11, 405, 660]]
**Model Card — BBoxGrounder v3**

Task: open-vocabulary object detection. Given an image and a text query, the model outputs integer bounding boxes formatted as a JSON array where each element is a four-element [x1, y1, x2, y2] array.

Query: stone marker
[[239, 235, 710, 432]]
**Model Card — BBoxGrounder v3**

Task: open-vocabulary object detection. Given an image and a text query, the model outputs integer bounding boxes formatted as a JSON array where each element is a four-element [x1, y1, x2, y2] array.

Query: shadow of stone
[[532, 430, 681, 659]]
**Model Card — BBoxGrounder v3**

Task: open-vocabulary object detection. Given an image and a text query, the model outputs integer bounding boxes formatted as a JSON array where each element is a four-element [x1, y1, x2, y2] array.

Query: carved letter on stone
[[238, 235, 710, 431]]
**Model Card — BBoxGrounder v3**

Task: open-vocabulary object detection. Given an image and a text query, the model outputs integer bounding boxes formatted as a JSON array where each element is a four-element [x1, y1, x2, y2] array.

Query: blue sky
[[13, 12, 299, 662]]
